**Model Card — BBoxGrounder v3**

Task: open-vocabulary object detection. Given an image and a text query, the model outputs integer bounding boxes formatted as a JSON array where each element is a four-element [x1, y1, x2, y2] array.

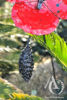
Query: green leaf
[[29, 32, 67, 71]]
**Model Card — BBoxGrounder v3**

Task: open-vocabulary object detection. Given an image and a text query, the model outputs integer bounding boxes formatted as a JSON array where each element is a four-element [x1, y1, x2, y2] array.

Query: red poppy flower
[[8, 0, 67, 35]]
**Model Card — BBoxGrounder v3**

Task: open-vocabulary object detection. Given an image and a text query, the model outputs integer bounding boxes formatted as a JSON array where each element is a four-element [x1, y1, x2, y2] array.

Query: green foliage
[[0, 22, 40, 77], [0, 23, 24, 35], [0, 37, 21, 48], [0, 78, 17, 99], [0, 78, 43, 100], [0, 49, 21, 77], [0, 60, 15, 77], [0, 23, 22, 77], [0, 24, 15, 34], [0, 4, 25, 76], [0, 51, 21, 68], [9, 93, 43, 100], [29, 32, 67, 71]]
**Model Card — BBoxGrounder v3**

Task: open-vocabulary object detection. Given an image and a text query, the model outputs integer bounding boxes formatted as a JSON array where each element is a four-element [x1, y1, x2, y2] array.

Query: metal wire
[[43, 2, 61, 19], [43, 35, 56, 81]]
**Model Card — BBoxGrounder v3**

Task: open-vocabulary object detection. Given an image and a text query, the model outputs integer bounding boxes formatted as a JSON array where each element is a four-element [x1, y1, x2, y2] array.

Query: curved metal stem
[[43, 35, 56, 81], [51, 56, 56, 81], [27, 36, 30, 46]]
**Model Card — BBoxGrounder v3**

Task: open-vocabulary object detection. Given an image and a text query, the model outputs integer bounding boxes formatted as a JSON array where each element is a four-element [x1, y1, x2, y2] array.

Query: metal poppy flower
[[11, 1, 59, 35], [8, 0, 67, 35]]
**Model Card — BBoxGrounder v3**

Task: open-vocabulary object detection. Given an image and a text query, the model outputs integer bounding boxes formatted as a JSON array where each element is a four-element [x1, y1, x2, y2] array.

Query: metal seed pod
[[19, 37, 34, 82]]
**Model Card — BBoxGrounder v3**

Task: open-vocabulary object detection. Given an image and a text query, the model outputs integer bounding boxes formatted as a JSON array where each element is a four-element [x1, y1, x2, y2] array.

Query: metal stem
[[27, 36, 30, 46], [51, 56, 56, 81], [43, 35, 56, 81]]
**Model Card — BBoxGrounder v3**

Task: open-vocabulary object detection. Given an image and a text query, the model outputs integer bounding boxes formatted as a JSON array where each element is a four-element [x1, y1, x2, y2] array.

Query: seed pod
[[19, 38, 34, 82]]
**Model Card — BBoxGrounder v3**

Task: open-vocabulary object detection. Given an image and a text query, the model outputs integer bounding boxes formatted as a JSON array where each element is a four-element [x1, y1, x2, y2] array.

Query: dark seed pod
[[19, 38, 34, 82]]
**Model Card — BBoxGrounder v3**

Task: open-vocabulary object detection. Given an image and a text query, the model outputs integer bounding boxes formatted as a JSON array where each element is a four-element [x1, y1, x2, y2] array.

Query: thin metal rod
[[43, 35, 56, 81], [51, 56, 56, 81], [43, 2, 61, 19], [27, 36, 30, 46], [43, 35, 46, 43]]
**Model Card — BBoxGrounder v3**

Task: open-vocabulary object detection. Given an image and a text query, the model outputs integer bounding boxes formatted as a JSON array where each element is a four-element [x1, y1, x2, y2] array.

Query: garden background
[[0, 0, 67, 100]]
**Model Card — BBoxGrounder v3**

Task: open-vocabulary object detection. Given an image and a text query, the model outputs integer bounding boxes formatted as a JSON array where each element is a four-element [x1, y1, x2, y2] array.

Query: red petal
[[7, 0, 16, 3], [62, 0, 67, 4], [8, 0, 67, 19], [47, 0, 67, 19], [12, 2, 59, 35]]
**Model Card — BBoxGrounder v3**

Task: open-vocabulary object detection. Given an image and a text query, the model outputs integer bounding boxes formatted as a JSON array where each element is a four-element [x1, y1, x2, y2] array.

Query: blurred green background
[[0, 1, 67, 100]]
